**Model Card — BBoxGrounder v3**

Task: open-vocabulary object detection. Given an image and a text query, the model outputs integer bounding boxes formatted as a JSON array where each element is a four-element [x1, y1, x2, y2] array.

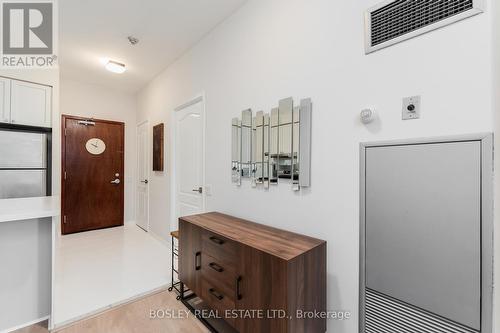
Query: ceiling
[[59, 0, 247, 93]]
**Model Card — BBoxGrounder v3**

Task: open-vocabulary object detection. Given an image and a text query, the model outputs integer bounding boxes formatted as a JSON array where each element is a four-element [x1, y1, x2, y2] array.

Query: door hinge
[[63, 215, 67, 224], [64, 128, 67, 136], [64, 171, 67, 180]]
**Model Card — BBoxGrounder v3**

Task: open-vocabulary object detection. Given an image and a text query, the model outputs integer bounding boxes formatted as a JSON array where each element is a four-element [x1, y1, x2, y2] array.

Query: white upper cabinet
[[10, 80, 52, 128], [0, 78, 11, 124]]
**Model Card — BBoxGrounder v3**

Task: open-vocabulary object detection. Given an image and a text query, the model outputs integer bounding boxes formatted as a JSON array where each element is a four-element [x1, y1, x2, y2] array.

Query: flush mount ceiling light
[[105, 60, 126, 74]]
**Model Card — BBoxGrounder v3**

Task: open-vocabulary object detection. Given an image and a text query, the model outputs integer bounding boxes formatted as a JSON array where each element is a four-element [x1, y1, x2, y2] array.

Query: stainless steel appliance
[[0, 128, 51, 199]]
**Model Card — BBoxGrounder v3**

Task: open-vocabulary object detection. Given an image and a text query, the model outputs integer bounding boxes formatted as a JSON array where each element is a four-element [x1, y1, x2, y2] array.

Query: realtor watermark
[[1, 0, 58, 68], [149, 309, 352, 321]]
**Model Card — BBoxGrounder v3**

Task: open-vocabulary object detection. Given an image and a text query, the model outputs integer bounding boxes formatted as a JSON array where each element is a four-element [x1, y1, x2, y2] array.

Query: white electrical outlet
[[402, 96, 421, 120]]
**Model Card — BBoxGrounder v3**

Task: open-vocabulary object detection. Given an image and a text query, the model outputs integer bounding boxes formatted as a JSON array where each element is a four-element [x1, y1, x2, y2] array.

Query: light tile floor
[[53, 224, 172, 328]]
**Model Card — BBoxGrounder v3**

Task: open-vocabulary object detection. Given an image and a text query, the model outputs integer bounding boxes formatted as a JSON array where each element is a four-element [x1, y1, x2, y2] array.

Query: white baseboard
[[1, 315, 50, 333]]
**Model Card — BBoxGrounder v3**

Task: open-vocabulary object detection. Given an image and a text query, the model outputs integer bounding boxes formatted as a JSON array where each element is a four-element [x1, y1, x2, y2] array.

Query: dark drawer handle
[[209, 288, 224, 300], [236, 276, 242, 300], [209, 236, 225, 245], [209, 262, 224, 273], [195, 251, 201, 270]]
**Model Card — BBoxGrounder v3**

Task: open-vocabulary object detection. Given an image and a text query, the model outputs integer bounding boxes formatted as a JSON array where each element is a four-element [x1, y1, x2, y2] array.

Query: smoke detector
[[127, 36, 139, 45]]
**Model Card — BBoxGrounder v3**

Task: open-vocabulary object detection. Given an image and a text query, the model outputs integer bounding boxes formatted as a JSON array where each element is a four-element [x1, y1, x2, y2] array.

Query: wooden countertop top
[[179, 212, 325, 261]]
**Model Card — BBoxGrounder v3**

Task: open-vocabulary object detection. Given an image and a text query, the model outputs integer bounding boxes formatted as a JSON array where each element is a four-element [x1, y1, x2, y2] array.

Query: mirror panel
[[255, 112, 264, 184], [292, 106, 300, 190], [299, 98, 312, 187], [251, 116, 257, 187], [241, 109, 252, 178], [263, 113, 270, 188], [231, 117, 241, 185], [269, 107, 279, 184], [278, 97, 293, 180]]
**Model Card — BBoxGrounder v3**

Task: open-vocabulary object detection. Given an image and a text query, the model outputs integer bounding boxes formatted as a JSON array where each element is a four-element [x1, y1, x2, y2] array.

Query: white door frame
[[136, 119, 150, 231], [170, 93, 206, 232]]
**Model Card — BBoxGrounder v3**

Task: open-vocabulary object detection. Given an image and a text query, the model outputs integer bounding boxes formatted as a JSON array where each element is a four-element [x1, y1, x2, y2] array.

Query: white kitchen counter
[[0, 196, 59, 223], [0, 196, 59, 332]]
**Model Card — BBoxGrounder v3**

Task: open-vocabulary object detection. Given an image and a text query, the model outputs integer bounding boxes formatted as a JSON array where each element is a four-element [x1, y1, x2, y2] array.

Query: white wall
[[492, 0, 500, 330], [134, 76, 171, 241], [60, 78, 137, 223], [137, 0, 496, 331]]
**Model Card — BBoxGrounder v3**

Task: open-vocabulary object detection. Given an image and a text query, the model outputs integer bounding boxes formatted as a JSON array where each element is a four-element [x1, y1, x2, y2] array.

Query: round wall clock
[[85, 138, 106, 155]]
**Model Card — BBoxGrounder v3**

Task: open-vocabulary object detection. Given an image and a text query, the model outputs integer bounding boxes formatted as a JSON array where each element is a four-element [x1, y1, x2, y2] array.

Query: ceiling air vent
[[365, 0, 484, 54]]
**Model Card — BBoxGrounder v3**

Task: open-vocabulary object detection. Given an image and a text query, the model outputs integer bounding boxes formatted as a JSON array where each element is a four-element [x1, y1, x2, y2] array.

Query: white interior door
[[175, 98, 204, 225], [136, 121, 149, 231]]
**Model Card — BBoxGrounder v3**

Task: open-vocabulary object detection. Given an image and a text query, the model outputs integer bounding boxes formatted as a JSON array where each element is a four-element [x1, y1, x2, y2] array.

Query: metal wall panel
[[365, 288, 479, 333], [364, 141, 481, 330]]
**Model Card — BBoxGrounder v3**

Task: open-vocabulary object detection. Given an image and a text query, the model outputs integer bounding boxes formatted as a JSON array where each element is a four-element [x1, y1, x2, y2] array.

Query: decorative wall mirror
[[251, 116, 257, 187], [231, 98, 311, 191], [240, 109, 252, 178], [278, 98, 293, 182], [254, 112, 264, 186], [298, 98, 312, 188], [292, 106, 300, 191], [269, 107, 279, 185], [231, 118, 241, 185], [263, 113, 270, 189]]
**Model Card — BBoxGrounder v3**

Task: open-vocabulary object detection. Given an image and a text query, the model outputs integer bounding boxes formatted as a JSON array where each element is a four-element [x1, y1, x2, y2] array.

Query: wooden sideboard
[[179, 212, 327, 333]]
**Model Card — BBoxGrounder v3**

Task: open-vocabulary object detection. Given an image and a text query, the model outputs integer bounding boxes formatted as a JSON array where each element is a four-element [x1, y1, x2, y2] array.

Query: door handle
[[110, 179, 121, 184], [209, 262, 224, 273], [236, 276, 242, 300], [194, 251, 201, 270], [209, 288, 224, 301], [209, 236, 225, 245], [192, 187, 202, 193], [140, 179, 148, 184]]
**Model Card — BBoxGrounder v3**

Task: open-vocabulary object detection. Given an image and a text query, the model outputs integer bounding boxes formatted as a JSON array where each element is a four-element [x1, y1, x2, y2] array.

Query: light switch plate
[[204, 184, 212, 196], [402, 96, 421, 120]]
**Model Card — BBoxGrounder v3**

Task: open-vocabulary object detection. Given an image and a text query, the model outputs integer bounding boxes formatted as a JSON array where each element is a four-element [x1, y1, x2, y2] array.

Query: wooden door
[[61, 115, 124, 235], [179, 219, 202, 296], [11, 80, 51, 127]]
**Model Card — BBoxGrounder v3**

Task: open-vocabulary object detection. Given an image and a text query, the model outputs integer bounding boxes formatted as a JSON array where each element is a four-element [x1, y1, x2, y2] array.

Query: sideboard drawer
[[201, 279, 237, 328], [201, 253, 238, 302], [202, 230, 238, 267]]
